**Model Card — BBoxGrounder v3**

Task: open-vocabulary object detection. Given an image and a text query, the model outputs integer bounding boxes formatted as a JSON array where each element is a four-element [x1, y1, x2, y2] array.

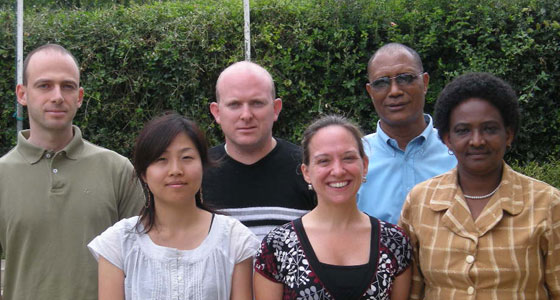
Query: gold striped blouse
[[399, 164, 560, 300]]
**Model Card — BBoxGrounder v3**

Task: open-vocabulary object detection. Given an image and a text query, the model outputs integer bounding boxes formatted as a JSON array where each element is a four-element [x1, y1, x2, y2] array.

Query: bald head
[[23, 44, 80, 86], [215, 61, 276, 102], [367, 43, 423, 80]]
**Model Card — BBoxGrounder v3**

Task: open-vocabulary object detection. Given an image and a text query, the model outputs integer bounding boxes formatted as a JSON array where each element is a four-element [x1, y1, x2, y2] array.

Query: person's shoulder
[[80, 140, 132, 165], [378, 218, 408, 238], [273, 138, 303, 164], [209, 144, 225, 154], [377, 219, 411, 255], [414, 168, 455, 190], [362, 131, 382, 155], [363, 131, 379, 141], [96, 216, 140, 242], [405, 169, 456, 207], [508, 166, 560, 200], [215, 213, 243, 229], [0, 146, 19, 164], [264, 220, 295, 240], [113, 216, 141, 231]]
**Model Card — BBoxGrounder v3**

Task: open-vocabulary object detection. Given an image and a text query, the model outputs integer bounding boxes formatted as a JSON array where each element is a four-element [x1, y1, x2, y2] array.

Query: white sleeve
[[87, 220, 125, 270], [229, 220, 260, 263]]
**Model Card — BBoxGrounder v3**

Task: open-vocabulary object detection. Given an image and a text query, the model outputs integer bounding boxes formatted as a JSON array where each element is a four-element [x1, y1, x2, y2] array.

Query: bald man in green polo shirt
[[0, 44, 143, 300]]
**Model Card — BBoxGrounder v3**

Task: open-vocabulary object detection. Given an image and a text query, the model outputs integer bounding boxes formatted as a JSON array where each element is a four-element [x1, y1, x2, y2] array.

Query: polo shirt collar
[[16, 125, 84, 164], [376, 114, 433, 151]]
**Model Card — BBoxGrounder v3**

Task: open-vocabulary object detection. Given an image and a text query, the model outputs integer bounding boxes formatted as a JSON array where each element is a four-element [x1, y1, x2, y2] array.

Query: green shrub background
[[0, 0, 559, 186]]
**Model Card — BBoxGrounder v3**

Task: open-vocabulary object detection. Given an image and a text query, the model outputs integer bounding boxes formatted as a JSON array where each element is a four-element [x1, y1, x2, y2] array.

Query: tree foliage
[[1, 0, 559, 173]]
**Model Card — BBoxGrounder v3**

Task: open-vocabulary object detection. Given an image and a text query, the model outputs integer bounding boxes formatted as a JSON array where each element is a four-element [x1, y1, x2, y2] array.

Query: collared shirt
[[399, 164, 560, 300], [0, 126, 143, 300], [357, 114, 456, 224]]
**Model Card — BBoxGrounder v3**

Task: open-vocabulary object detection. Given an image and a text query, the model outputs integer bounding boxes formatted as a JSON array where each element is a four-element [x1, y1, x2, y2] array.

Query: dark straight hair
[[132, 112, 215, 233]]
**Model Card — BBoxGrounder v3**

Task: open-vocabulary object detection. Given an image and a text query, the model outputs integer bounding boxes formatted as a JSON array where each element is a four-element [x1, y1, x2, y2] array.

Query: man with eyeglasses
[[357, 43, 456, 224]]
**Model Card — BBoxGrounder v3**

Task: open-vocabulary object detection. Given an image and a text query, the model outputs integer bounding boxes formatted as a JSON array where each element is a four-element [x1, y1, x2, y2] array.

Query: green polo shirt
[[0, 126, 143, 300]]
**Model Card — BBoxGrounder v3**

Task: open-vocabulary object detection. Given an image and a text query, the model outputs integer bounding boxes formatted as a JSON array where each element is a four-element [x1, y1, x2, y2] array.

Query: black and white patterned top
[[254, 216, 411, 299]]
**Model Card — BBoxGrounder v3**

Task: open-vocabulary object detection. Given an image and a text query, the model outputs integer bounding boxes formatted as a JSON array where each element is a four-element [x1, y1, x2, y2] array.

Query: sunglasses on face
[[369, 72, 425, 91]]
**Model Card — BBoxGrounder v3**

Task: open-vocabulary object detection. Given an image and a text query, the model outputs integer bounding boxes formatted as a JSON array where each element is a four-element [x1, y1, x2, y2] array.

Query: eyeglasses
[[369, 72, 425, 92]]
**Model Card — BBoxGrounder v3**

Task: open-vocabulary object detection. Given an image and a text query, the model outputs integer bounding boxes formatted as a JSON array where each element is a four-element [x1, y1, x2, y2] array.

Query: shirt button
[[45, 153, 52, 159], [466, 255, 475, 264], [467, 286, 475, 295], [52, 169, 58, 174]]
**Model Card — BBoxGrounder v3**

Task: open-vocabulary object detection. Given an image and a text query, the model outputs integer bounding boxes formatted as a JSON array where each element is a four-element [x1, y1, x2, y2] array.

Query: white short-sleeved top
[[88, 214, 259, 300]]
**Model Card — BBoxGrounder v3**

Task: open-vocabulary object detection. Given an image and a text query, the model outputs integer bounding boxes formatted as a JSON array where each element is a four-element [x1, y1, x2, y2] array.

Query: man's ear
[[421, 72, 430, 95], [77, 87, 84, 108], [209, 102, 220, 124], [16, 84, 27, 106], [365, 83, 375, 101], [272, 98, 282, 121]]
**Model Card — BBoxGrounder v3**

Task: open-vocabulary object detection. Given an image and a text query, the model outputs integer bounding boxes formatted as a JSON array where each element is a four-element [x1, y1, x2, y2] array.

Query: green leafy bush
[[1, 0, 559, 164], [512, 158, 560, 189]]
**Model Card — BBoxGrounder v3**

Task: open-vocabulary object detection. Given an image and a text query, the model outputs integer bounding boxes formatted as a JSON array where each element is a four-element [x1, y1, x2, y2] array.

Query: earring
[[199, 186, 204, 203], [362, 176, 367, 183], [143, 183, 152, 209], [308, 184, 313, 191], [448, 149, 454, 156], [145, 191, 153, 209]]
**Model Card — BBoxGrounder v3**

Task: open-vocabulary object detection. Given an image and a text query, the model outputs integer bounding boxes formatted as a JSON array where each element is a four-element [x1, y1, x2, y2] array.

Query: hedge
[[1, 0, 559, 167]]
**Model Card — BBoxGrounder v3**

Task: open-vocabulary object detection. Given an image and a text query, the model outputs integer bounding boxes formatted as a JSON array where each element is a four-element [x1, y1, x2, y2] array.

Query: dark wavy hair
[[133, 112, 214, 233], [434, 72, 520, 141]]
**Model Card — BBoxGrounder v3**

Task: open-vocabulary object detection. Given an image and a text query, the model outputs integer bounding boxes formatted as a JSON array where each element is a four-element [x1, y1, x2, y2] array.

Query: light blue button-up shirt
[[357, 114, 457, 224]]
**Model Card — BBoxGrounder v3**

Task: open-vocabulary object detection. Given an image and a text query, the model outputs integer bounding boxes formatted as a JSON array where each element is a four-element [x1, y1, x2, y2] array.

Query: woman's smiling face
[[301, 125, 368, 206]]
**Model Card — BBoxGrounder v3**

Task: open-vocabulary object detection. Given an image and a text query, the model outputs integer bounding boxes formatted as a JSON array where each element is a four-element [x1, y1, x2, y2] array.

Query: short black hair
[[434, 72, 520, 141], [367, 43, 424, 80]]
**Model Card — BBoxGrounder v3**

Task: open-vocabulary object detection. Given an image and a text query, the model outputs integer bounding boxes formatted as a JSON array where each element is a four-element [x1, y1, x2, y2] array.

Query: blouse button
[[45, 153, 52, 159], [467, 286, 475, 295], [466, 255, 475, 264], [52, 168, 58, 174]]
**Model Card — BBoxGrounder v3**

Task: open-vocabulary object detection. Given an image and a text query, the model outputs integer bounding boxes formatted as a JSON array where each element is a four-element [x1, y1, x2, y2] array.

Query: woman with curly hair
[[399, 73, 560, 299]]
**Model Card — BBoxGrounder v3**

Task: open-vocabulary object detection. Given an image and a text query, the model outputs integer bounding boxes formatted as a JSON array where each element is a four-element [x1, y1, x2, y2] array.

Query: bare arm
[[391, 266, 412, 300], [230, 258, 253, 300], [253, 271, 283, 300], [98, 256, 125, 300]]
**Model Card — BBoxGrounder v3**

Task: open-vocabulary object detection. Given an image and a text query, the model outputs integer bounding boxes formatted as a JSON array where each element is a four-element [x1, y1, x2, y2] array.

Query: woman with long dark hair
[[88, 113, 259, 300]]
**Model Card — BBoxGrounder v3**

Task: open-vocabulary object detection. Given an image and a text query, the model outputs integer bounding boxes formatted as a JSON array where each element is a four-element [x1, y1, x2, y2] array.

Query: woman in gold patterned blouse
[[399, 72, 560, 300]]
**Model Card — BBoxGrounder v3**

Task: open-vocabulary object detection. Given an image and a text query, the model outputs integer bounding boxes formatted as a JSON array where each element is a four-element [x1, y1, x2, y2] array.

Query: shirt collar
[[376, 114, 434, 150], [16, 125, 85, 164], [429, 163, 524, 216]]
